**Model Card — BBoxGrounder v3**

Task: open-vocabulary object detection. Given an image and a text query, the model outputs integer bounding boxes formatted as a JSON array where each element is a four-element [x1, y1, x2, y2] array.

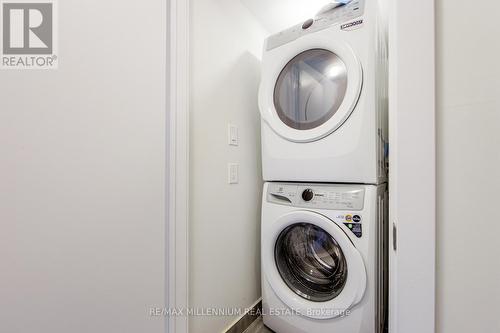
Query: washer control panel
[[267, 183, 365, 211], [266, 0, 365, 51]]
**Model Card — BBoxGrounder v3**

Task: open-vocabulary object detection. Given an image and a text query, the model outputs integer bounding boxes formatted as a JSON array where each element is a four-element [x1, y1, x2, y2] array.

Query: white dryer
[[261, 182, 388, 333], [259, 0, 388, 184]]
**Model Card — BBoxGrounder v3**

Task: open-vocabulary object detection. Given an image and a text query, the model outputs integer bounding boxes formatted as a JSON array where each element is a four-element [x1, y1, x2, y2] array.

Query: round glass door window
[[275, 223, 348, 302], [274, 49, 348, 130]]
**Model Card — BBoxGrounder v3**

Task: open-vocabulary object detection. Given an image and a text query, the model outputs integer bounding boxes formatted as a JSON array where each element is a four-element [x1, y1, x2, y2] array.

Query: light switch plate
[[228, 163, 239, 184], [228, 124, 239, 146]]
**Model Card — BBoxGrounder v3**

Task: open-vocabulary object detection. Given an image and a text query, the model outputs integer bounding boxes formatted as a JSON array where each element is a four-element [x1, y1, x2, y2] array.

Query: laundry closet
[[190, 1, 389, 332]]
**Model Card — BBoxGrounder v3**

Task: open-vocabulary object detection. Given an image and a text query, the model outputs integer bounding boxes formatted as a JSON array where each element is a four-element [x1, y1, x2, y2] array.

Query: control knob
[[302, 189, 314, 202]]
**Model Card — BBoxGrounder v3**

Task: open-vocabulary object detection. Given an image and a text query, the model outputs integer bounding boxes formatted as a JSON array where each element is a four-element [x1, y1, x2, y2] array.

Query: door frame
[[388, 1, 436, 333], [166, 0, 189, 332], [166, 0, 437, 332]]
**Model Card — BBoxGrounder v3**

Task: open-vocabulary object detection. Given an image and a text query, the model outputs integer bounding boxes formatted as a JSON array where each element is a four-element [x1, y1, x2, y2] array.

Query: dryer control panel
[[267, 183, 365, 211], [266, 0, 366, 51]]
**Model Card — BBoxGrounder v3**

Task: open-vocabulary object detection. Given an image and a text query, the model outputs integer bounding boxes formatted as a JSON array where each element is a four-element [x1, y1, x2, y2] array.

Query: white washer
[[261, 182, 388, 333], [259, 0, 388, 184]]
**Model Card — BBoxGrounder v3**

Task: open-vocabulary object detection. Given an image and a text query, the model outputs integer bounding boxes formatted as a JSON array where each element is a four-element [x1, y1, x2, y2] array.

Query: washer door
[[263, 211, 366, 319], [259, 38, 362, 142], [275, 223, 348, 302]]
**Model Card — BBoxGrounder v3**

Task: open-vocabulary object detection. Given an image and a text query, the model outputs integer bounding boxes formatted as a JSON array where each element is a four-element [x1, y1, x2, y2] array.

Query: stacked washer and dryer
[[258, 1, 389, 332]]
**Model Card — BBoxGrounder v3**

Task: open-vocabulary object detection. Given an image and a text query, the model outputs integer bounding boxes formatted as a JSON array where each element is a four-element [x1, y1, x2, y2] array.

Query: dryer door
[[259, 39, 362, 142], [262, 211, 366, 319], [274, 49, 349, 131]]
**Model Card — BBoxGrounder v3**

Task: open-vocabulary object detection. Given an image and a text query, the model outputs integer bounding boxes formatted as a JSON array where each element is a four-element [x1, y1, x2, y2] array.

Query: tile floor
[[242, 317, 274, 333]]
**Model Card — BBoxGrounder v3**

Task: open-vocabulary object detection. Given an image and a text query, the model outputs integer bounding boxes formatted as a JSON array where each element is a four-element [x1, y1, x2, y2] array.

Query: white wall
[[436, 1, 500, 332], [0, 1, 166, 332], [241, 0, 330, 34], [189, 0, 267, 332]]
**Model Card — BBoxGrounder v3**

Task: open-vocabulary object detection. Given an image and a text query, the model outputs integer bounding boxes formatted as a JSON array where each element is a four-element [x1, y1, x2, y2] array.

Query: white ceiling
[[241, 0, 332, 34]]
